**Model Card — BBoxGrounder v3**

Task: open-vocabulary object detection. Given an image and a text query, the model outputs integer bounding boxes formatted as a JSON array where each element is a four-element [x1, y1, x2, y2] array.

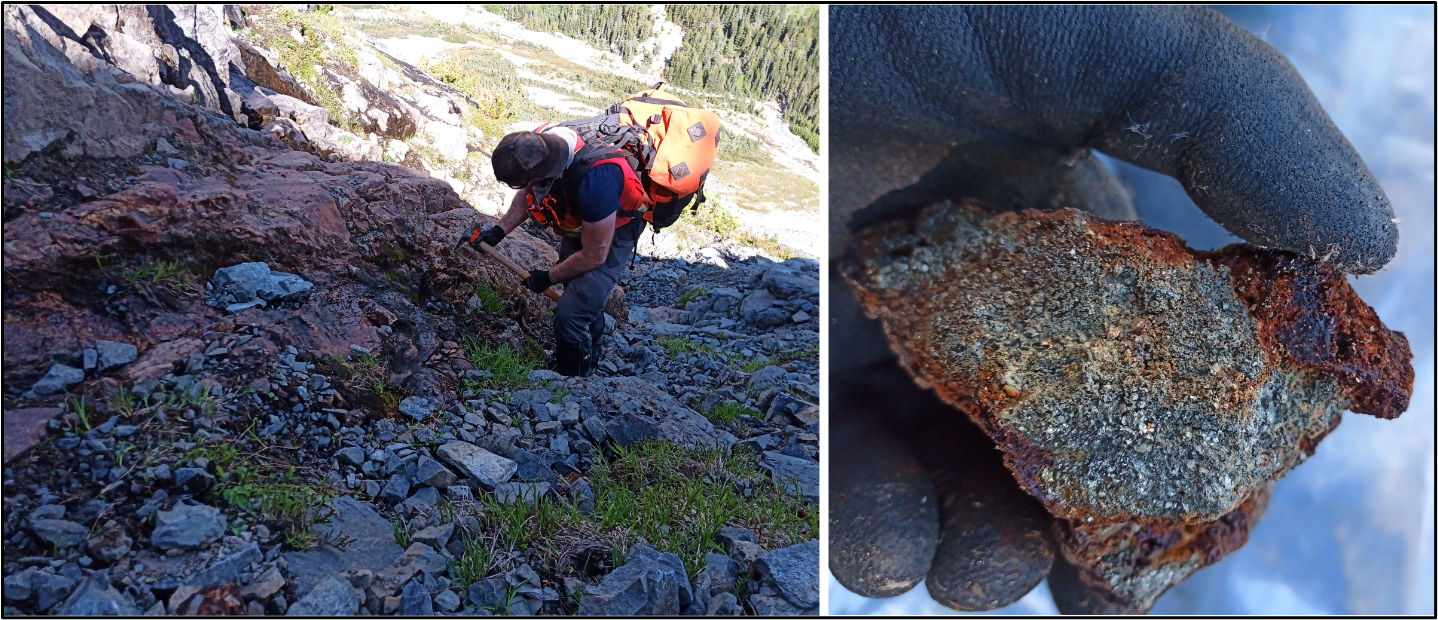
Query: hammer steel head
[[453, 223, 481, 252]]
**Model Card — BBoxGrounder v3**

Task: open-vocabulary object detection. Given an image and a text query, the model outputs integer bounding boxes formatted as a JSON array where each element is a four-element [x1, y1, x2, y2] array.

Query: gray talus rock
[[761, 265, 819, 299], [379, 474, 410, 504], [85, 520, 133, 566], [433, 588, 462, 613], [400, 580, 433, 616], [3, 568, 37, 602], [436, 442, 516, 491], [209, 262, 313, 309], [414, 456, 455, 488], [210, 262, 271, 303], [706, 591, 742, 615], [691, 553, 741, 600], [32, 363, 85, 396], [174, 467, 216, 494], [367, 543, 446, 601], [30, 571, 77, 611], [284, 496, 403, 600], [186, 541, 261, 588], [31, 518, 89, 548], [337, 446, 365, 467], [411, 523, 453, 549], [752, 307, 793, 328], [605, 412, 661, 447], [749, 583, 816, 615], [399, 396, 434, 420], [577, 543, 692, 615], [759, 451, 819, 501], [94, 340, 138, 371], [754, 540, 820, 610], [57, 572, 137, 616], [510, 449, 556, 484], [286, 576, 360, 616], [715, 526, 758, 555], [740, 289, 776, 322], [150, 502, 226, 550]]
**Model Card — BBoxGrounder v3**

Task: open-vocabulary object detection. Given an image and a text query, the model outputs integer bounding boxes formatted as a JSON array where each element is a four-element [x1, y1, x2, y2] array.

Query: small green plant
[[108, 388, 143, 416], [436, 498, 457, 525], [707, 401, 757, 425], [450, 530, 497, 588], [66, 395, 91, 430], [689, 203, 741, 236], [392, 514, 412, 548], [737, 231, 797, 260], [483, 584, 525, 616], [776, 343, 820, 363], [587, 440, 817, 576], [114, 441, 136, 467], [121, 259, 197, 294], [548, 383, 570, 403], [735, 356, 772, 373], [219, 466, 340, 550], [676, 287, 708, 305], [656, 336, 717, 357], [479, 490, 535, 550], [472, 282, 505, 314], [462, 338, 547, 391]]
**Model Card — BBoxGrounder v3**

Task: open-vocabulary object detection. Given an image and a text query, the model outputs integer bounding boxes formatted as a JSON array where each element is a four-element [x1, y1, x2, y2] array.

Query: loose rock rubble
[[2, 4, 818, 617], [842, 199, 1413, 612]]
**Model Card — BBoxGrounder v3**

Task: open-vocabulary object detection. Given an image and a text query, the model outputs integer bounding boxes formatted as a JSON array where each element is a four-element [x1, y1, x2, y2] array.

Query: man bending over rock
[[476, 125, 648, 377]]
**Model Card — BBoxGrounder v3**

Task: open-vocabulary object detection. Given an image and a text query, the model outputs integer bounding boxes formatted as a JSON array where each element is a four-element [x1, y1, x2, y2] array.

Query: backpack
[[553, 82, 722, 231]]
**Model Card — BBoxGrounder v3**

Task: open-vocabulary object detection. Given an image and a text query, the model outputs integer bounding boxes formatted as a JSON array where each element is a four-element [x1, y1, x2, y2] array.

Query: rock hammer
[[454, 223, 562, 302]]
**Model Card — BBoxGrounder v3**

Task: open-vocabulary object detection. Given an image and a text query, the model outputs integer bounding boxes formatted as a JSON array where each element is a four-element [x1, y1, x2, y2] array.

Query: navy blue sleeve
[[576, 163, 623, 223]]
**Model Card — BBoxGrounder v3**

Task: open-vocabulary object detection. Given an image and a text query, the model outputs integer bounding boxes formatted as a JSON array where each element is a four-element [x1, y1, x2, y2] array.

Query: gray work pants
[[553, 218, 646, 375]]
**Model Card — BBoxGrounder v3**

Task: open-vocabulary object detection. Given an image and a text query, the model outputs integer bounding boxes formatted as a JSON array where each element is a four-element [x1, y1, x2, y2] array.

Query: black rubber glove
[[828, 5, 1399, 615], [473, 225, 506, 249], [521, 270, 552, 294]]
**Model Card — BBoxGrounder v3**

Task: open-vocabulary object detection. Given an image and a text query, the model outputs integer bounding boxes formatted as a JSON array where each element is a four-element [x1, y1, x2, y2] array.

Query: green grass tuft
[[472, 282, 506, 314], [64, 395, 92, 430], [462, 338, 548, 391], [656, 336, 717, 357], [587, 440, 816, 576], [121, 259, 196, 291], [675, 287, 708, 306], [707, 401, 757, 425]]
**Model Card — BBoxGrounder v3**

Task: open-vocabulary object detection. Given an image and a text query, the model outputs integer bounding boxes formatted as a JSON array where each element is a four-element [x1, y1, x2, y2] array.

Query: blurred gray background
[[826, 4, 1436, 615]]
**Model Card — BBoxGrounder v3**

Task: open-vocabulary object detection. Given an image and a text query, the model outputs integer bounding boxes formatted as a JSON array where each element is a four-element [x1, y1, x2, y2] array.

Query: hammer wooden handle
[[477, 241, 562, 302]]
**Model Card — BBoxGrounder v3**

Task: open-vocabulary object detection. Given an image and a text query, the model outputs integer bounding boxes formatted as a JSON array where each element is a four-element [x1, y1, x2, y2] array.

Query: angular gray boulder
[[286, 576, 360, 616], [754, 540, 820, 610], [94, 340, 138, 372], [285, 496, 404, 600], [759, 451, 819, 501], [57, 572, 138, 616], [32, 363, 84, 396], [436, 442, 516, 491], [577, 543, 692, 615], [150, 502, 226, 550], [30, 518, 89, 548]]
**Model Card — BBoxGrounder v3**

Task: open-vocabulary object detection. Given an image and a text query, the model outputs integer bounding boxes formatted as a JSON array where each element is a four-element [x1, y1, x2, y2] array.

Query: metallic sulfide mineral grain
[[842, 200, 1414, 527]]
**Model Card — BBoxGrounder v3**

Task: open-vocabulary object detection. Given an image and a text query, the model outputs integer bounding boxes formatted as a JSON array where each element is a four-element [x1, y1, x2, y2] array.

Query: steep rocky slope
[[3, 5, 819, 616]]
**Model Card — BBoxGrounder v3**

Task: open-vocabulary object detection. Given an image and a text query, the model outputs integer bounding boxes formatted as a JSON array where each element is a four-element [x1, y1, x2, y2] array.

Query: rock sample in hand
[[843, 199, 1412, 524], [842, 200, 1414, 610]]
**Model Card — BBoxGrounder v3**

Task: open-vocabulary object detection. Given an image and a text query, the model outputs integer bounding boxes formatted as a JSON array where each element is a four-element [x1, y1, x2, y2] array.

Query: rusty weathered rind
[[1053, 484, 1272, 613], [841, 200, 1413, 526]]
